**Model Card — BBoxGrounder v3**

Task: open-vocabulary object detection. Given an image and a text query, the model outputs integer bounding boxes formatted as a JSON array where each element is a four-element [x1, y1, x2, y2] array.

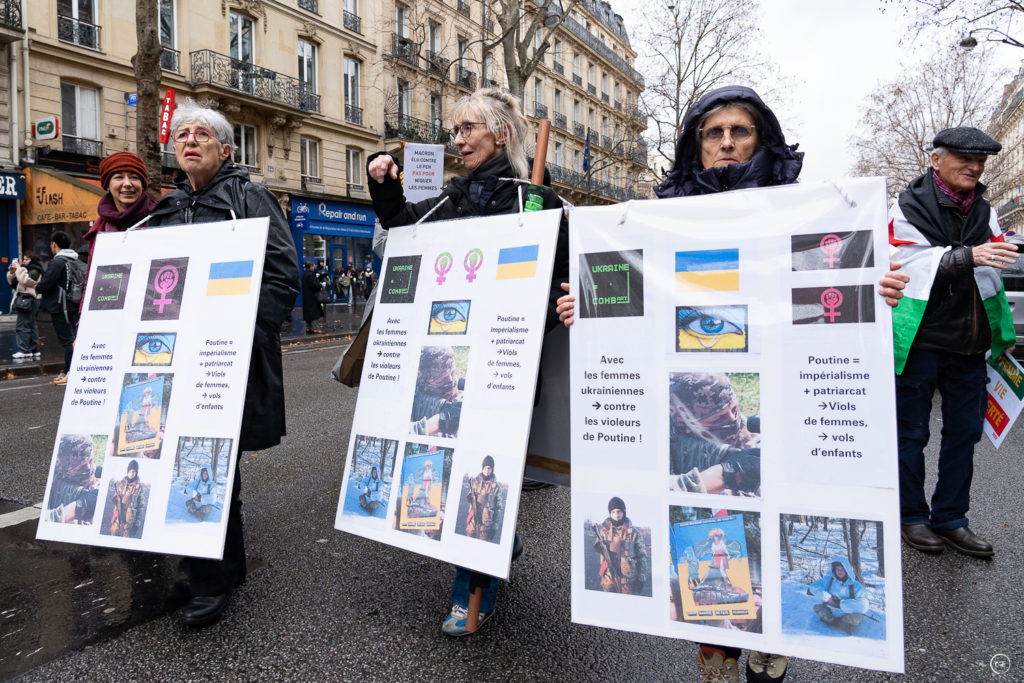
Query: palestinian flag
[[889, 203, 1014, 374]]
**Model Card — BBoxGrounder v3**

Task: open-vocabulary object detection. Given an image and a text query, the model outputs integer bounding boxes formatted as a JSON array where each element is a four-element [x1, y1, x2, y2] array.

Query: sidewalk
[[0, 301, 365, 381]]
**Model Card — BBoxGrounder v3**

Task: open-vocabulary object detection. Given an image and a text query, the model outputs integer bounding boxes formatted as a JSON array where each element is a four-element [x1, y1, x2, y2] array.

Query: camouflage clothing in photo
[[465, 473, 503, 541], [594, 517, 649, 595], [109, 476, 146, 538]]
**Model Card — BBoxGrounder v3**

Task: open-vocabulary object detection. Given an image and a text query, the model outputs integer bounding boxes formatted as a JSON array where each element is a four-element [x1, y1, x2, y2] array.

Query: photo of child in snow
[[669, 507, 763, 633], [164, 437, 232, 525], [668, 372, 761, 498], [342, 435, 398, 520], [44, 434, 106, 525], [112, 373, 173, 459], [409, 346, 468, 439], [453, 455, 509, 544], [394, 443, 453, 539], [582, 495, 652, 597], [99, 458, 151, 539], [779, 514, 886, 645]]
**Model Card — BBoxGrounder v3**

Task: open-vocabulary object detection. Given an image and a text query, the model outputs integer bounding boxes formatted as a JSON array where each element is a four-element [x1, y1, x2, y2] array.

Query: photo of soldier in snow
[[342, 435, 397, 521], [584, 496, 651, 596], [668, 372, 761, 497], [454, 455, 508, 544], [780, 514, 887, 646], [164, 437, 231, 525], [409, 346, 467, 438]]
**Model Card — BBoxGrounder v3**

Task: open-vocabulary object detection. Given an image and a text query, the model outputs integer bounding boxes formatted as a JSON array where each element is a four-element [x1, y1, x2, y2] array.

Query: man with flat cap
[[889, 126, 1018, 558]]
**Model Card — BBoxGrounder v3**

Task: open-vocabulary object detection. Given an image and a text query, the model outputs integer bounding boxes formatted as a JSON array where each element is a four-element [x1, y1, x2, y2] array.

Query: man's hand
[[368, 155, 399, 183], [972, 241, 1019, 270], [556, 282, 575, 327], [878, 261, 909, 308]]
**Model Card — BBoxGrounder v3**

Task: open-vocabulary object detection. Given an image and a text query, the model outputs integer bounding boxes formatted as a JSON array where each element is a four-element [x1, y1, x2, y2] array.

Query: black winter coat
[[148, 160, 301, 451], [301, 268, 323, 322], [368, 151, 570, 331]]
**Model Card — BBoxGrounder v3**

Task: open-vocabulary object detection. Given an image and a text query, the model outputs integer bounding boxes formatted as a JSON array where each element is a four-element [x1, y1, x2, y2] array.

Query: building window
[[298, 39, 317, 93], [60, 82, 101, 156], [573, 54, 581, 77], [342, 0, 360, 32], [395, 3, 409, 38], [573, 99, 581, 123], [344, 57, 362, 124], [574, 149, 581, 172], [457, 36, 468, 68], [301, 137, 320, 183], [397, 79, 411, 119], [159, 0, 178, 71], [553, 41, 563, 65], [534, 79, 543, 106], [57, 0, 100, 49], [230, 11, 254, 63], [554, 141, 563, 167], [430, 93, 442, 135], [428, 21, 441, 54], [347, 148, 363, 192], [588, 64, 596, 86], [233, 123, 258, 172]]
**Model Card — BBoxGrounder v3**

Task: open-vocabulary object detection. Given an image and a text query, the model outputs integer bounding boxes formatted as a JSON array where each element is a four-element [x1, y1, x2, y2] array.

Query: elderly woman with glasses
[[363, 88, 569, 637], [148, 98, 300, 628]]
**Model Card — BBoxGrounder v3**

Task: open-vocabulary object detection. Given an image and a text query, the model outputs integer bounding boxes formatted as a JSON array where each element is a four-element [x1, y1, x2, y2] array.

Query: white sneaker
[[12, 352, 29, 359], [33, 352, 41, 359]]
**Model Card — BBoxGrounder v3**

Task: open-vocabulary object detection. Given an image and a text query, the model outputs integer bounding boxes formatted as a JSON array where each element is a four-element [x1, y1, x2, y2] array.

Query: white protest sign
[[335, 210, 560, 578], [984, 352, 1024, 447], [403, 143, 445, 203], [569, 179, 905, 674], [36, 218, 267, 560]]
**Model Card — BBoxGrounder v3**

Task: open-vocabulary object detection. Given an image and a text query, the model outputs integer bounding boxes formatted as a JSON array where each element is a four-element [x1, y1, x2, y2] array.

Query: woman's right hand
[[556, 282, 575, 327], [368, 155, 399, 184]]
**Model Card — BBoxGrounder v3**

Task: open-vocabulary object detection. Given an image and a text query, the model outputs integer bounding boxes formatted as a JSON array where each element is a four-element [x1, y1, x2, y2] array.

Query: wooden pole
[[465, 586, 483, 633], [531, 120, 551, 186]]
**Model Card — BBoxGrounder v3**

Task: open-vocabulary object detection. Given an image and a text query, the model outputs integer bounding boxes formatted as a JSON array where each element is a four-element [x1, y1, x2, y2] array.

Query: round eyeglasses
[[700, 124, 755, 142]]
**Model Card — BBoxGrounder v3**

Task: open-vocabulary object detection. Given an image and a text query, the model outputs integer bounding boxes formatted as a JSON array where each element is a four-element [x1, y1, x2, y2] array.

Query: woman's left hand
[[878, 261, 908, 308], [556, 282, 575, 327]]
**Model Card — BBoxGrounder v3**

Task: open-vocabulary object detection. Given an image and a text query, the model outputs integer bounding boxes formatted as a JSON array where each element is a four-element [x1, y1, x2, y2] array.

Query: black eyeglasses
[[173, 127, 214, 144], [450, 121, 487, 142], [700, 124, 755, 142]]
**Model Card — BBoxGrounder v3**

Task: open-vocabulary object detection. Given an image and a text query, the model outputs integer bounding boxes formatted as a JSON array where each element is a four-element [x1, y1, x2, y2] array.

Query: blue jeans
[[896, 348, 986, 530], [449, 532, 521, 613], [15, 298, 40, 353]]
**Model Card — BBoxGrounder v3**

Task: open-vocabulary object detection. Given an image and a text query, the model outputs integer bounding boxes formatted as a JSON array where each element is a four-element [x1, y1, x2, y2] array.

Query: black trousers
[[188, 466, 246, 596], [52, 309, 78, 373]]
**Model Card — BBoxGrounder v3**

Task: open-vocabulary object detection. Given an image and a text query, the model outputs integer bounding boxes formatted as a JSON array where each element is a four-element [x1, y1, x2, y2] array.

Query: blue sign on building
[[0, 172, 26, 200], [290, 197, 375, 238]]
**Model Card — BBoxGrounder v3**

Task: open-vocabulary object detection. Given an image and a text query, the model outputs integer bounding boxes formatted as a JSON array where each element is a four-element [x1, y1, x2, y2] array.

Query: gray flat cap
[[932, 127, 1001, 155]]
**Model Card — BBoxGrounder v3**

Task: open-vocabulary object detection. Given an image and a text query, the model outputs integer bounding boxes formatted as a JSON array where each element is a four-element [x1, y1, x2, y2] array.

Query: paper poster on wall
[[568, 180, 904, 674], [36, 218, 268, 560], [335, 210, 561, 578]]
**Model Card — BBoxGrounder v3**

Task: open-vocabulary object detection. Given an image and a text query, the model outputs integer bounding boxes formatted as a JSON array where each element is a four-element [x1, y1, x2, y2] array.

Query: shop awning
[[22, 166, 105, 225]]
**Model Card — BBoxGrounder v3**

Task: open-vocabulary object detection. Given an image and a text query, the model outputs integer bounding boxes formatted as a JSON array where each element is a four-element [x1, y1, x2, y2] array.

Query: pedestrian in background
[[7, 251, 43, 360], [302, 261, 324, 334], [35, 231, 84, 385], [148, 97, 300, 627]]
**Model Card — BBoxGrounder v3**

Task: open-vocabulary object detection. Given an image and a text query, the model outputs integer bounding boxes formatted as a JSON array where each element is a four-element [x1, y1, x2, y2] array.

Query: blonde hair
[[453, 88, 529, 179]]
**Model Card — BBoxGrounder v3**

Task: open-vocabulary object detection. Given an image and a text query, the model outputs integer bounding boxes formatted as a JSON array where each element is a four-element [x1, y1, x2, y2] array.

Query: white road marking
[[0, 503, 42, 529]]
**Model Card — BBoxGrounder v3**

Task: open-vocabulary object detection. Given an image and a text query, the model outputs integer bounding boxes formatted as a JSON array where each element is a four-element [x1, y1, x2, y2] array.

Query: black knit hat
[[608, 496, 626, 514], [127, 459, 139, 473], [932, 127, 1001, 155], [482, 455, 494, 469]]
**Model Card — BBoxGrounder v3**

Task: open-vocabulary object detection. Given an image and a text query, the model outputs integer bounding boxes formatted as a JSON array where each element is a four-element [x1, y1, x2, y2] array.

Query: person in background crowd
[[35, 231, 83, 385], [7, 252, 43, 360], [302, 261, 324, 334], [889, 127, 1018, 559], [147, 97, 300, 627]]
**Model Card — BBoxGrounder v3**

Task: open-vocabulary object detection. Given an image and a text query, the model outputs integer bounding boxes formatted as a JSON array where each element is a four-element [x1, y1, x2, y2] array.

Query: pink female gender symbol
[[819, 234, 842, 268], [152, 265, 179, 313], [820, 287, 843, 322]]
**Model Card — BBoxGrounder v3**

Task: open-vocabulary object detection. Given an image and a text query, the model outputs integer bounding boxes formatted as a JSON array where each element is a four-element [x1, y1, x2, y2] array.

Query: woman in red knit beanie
[[83, 151, 157, 264]]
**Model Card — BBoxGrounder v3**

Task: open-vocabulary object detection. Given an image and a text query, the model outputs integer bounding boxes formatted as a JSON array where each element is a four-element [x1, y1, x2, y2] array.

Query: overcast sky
[[616, 0, 1024, 182]]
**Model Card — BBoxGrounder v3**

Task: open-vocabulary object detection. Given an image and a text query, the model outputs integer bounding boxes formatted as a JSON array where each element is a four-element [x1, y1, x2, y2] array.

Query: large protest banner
[[335, 210, 560, 578], [36, 219, 267, 560], [569, 179, 904, 673]]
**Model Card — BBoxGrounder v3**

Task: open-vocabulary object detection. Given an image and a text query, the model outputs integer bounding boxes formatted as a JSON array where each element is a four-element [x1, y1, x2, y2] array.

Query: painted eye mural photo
[[428, 300, 471, 335], [133, 333, 177, 366], [675, 305, 748, 352]]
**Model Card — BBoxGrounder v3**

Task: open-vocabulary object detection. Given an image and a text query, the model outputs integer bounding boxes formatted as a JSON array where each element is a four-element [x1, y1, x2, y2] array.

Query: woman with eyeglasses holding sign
[[362, 88, 569, 637]]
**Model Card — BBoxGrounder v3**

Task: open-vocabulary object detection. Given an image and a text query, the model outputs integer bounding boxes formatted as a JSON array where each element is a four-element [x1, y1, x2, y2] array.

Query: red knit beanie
[[99, 151, 148, 190]]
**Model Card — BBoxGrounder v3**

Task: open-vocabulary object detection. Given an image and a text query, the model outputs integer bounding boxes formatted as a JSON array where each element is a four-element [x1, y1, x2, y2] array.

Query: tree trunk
[[876, 521, 885, 578], [211, 438, 222, 483], [133, 0, 164, 199], [848, 520, 863, 582], [781, 519, 793, 571]]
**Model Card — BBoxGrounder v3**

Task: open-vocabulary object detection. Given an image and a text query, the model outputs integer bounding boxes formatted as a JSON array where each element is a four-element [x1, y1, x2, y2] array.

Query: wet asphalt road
[[1, 341, 1022, 682]]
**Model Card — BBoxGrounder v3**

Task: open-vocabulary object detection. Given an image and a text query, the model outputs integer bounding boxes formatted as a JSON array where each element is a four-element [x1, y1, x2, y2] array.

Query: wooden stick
[[465, 586, 483, 633], [531, 120, 551, 186]]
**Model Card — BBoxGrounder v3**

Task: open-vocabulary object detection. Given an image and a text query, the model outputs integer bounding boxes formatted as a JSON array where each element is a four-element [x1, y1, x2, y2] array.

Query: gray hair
[[453, 88, 529, 179], [694, 100, 766, 169], [932, 146, 949, 158], [169, 97, 233, 147]]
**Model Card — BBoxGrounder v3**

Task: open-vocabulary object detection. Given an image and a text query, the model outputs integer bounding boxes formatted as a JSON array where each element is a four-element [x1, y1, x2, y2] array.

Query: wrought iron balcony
[[614, 100, 622, 111], [0, 0, 22, 30], [572, 73, 582, 87], [456, 66, 476, 90], [484, 18, 495, 34], [58, 14, 100, 50], [588, 83, 596, 95], [631, 143, 647, 164], [343, 10, 361, 33], [298, 0, 318, 12], [385, 113, 449, 145], [534, 102, 548, 119], [554, 112, 567, 130], [302, 174, 323, 190], [236, 162, 260, 176], [563, 16, 645, 87], [549, 164, 584, 188], [345, 103, 363, 125], [626, 106, 645, 124], [189, 50, 321, 113], [160, 46, 179, 73], [485, 78, 499, 88], [161, 150, 180, 169], [62, 135, 102, 157], [426, 51, 450, 77], [457, 0, 471, 18], [601, 92, 609, 104], [553, 61, 564, 75], [573, 121, 584, 137], [391, 34, 419, 67], [588, 127, 599, 145]]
